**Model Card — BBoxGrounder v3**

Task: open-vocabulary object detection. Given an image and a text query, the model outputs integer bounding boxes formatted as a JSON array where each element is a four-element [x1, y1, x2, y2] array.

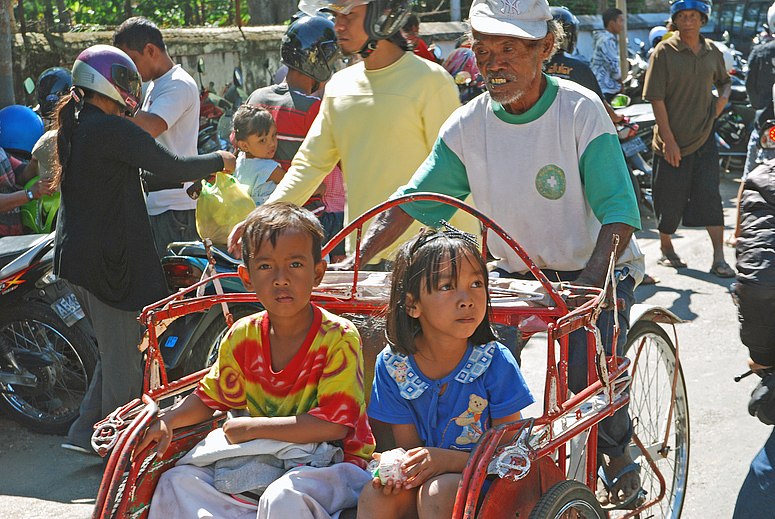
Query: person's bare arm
[[716, 82, 731, 118], [312, 182, 327, 197], [650, 99, 681, 167], [134, 394, 217, 459], [268, 166, 286, 184], [222, 414, 348, 444], [130, 111, 169, 139], [17, 157, 39, 186], [330, 205, 415, 270], [573, 222, 635, 288], [604, 101, 624, 124]]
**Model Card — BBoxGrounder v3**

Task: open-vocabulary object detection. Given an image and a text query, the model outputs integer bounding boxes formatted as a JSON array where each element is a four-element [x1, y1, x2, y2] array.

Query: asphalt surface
[[0, 171, 767, 518]]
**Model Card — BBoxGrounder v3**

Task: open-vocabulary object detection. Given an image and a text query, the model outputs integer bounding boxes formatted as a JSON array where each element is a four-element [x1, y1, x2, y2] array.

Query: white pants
[[148, 463, 371, 519]]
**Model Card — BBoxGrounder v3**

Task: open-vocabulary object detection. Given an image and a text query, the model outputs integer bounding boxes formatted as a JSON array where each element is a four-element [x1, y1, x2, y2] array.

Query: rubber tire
[[528, 480, 605, 519], [181, 305, 258, 376], [0, 301, 97, 435], [623, 320, 689, 519]]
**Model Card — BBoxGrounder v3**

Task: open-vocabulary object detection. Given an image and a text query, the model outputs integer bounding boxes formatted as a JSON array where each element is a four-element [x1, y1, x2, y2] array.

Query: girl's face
[[238, 124, 278, 159], [406, 252, 488, 344]]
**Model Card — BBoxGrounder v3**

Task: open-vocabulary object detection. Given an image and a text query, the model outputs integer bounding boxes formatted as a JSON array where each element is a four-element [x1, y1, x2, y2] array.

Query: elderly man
[[351, 0, 645, 509]]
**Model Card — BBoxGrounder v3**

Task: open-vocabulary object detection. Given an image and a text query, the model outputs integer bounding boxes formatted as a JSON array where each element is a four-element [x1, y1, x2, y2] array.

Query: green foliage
[[15, 0, 649, 31], [17, 0, 238, 30]]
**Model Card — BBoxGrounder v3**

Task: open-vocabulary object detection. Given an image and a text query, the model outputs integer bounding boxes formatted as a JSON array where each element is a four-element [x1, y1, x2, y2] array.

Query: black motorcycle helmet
[[550, 6, 579, 54], [282, 15, 340, 84], [36, 67, 72, 117], [300, 0, 412, 57]]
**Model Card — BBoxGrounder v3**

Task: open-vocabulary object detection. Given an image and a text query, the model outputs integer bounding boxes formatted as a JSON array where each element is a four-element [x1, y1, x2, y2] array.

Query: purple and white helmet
[[72, 44, 142, 115]]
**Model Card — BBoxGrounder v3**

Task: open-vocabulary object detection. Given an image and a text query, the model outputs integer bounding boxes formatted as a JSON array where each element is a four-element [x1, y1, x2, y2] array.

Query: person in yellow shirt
[[231, 0, 469, 267]]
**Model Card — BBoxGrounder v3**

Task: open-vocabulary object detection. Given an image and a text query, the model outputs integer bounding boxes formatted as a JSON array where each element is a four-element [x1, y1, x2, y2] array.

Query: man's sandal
[[657, 253, 687, 269], [709, 261, 735, 278], [596, 462, 644, 510]]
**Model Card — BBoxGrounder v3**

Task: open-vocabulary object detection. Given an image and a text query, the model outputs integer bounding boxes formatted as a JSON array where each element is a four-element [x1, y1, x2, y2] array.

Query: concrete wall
[[11, 26, 287, 105], [10, 14, 673, 104]]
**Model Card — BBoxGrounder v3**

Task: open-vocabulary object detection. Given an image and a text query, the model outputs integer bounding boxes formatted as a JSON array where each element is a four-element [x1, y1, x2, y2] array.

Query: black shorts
[[736, 282, 775, 366], [652, 133, 724, 235]]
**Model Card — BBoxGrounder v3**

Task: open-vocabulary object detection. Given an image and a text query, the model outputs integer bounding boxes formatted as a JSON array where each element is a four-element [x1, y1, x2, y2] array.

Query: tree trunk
[[55, 0, 70, 30], [124, 0, 132, 21], [245, 0, 296, 25], [184, 0, 193, 25], [597, 0, 608, 14], [42, 0, 55, 31], [0, 0, 15, 108]]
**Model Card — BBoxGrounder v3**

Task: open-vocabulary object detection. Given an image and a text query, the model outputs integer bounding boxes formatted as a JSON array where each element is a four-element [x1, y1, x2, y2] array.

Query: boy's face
[[238, 228, 326, 321], [237, 124, 278, 160]]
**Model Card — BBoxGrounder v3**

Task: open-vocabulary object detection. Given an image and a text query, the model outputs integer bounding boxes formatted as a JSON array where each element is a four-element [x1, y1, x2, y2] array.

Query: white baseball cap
[[469, 0, 552, 40]]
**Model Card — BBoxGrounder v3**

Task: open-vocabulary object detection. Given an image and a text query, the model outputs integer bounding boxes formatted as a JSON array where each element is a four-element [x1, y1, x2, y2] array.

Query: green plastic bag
[[195, 172, 256, 247]]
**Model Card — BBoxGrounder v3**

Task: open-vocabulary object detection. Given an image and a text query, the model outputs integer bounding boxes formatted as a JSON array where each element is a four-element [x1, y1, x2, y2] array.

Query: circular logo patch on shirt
[[535, 165, 566, 200]]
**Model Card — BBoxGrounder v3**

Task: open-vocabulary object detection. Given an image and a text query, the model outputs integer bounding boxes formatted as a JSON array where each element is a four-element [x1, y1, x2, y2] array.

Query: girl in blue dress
[[358, 227, 534, 518]]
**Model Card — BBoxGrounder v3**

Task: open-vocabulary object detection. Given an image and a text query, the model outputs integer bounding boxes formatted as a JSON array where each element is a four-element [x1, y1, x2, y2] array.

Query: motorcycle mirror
[[197, 58, 206, 74], [233, 67, 243, 88], [611, 94, 631, 108], [23, 77, 35, 95]]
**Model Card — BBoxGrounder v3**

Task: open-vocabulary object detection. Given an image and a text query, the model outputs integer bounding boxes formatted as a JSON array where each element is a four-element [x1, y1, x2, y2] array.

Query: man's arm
[[130, 110, 168, 139], [336, 206, 415, 268], [715, 82, 732, 118], [266, 100, 339, 207], [574, 222, 636, 288], [650, 99, 681, 167]]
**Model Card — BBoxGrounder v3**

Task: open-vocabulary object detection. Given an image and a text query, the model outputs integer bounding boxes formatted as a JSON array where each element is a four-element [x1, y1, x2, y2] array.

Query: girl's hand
[[400, 446, 453, 490], [217, 150, 237, 173], [369, 452, 410, 495]]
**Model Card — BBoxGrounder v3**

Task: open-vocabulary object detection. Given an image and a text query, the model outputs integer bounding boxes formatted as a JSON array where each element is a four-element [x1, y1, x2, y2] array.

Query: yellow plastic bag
[[195, 172, 256, 247]]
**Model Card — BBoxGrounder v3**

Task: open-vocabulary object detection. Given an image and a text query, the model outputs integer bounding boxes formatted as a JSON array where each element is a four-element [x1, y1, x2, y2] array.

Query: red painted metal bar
[[319, 193, 569, 310]]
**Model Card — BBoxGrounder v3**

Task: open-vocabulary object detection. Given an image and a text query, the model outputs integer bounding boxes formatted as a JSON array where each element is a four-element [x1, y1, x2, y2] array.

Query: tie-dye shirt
[[196, 304, 375, 468]]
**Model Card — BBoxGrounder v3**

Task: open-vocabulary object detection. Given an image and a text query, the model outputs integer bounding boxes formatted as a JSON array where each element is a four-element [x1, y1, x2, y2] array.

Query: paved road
[[0, 173, 767, 518]]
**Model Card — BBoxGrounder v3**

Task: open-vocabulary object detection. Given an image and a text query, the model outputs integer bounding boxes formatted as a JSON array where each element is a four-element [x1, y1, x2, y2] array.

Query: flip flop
[[710, 261, 735, 278], [596, 462, 643, 510], [658, 253, 687, 269], [640, 274, 659, 285]]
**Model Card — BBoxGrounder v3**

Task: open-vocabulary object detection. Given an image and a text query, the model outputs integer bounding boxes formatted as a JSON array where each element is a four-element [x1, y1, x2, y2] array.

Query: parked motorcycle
[[155, 240, 260, 379], [616, 102, 656, 218], [0, 233, 97, 434], [197, 62, 244, 155], [716, 81, 755, 174]]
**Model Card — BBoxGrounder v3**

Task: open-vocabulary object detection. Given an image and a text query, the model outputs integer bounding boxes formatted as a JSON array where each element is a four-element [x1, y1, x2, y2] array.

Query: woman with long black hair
[[53, 45, 235, 453]]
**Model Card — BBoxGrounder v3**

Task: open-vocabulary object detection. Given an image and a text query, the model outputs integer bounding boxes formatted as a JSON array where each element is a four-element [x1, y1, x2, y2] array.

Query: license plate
[[51, 292, 85, 327], [621, 137, 648, 157]]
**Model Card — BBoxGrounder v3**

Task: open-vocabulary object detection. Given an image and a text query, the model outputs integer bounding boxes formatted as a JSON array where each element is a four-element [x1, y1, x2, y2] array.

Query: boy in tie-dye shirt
[[139, 202, 375, 518]]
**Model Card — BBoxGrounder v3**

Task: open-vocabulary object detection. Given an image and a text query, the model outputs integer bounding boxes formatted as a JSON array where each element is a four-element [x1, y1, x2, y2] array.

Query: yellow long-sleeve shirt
[[267, 52, 477, 260]]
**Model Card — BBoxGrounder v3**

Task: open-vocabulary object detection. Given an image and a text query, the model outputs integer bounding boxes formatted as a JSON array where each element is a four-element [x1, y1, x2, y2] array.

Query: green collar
[[491, 74, 559, 124]]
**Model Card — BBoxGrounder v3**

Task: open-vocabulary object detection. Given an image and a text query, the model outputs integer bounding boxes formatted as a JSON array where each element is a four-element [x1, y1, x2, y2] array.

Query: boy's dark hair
[[603, 8, 623, 29], [387, 228, 496, 355], [241, 202, 325, 266], [232, 105, 275, 142], [113, 17, 166, 53]]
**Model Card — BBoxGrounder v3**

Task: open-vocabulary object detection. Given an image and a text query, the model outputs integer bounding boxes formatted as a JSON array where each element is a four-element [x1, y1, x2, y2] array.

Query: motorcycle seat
[[0, 234, 49, 272]]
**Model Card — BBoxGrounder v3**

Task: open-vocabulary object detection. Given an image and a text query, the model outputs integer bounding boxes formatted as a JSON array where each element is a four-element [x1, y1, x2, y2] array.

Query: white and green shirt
[[395, 75, 644, 278]]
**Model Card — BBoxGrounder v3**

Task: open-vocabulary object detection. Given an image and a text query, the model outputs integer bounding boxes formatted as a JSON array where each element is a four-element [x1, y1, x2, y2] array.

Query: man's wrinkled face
[[673, 9, 703, 33], [471, 29, 551, 109]]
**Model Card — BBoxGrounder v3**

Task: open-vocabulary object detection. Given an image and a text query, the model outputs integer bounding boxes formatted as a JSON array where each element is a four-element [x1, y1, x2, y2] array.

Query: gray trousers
[[65, 284, 144, 449], [150, 209, 199, 259]]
